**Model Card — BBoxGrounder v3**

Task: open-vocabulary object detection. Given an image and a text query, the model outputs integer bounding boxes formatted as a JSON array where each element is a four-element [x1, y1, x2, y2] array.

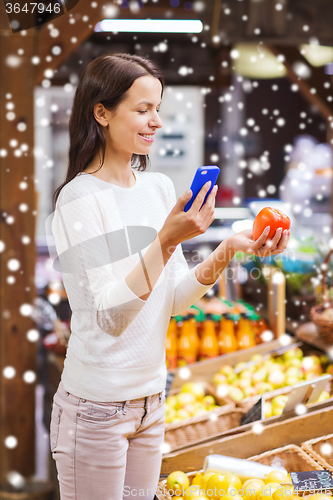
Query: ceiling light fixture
[[95, 19, 203, 33]]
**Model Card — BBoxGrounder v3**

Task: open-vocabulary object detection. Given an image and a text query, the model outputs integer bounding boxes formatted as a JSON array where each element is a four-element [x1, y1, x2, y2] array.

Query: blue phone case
[[184, 165, 220, 212]]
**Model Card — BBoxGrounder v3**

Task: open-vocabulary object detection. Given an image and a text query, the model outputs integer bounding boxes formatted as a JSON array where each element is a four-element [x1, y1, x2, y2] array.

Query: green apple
[[176, 408, 191, 420], [285, 375, 302, 386], [228, 387, 245, 401], [252, 368, 268, 384], [212, 373, 228, 385], [301, 356, 319, 373], [271, 395, 288, 408], [316, 390, 331, 402], [285, 367, 303, 379], [238, 378, 252, 391], [165, 407, 176, 423], [219, 364, 234, 376], [227, 372, 237, 384], [283, 348, 303, 361], [256, 382, 274, 394], [166, 395, 178, 408], [267, 371, 285, 389], [264, 401, 273, 418], [267, 363, 284, 374], [272, 406, 284, 416], [216, 383, 230, 398], [244, 386, 257, 398], [180, 383, 205, 401], [240, 369, 254, 379], [285, 358, 302, 369], [202, 395, 215, 407], [176, 392, 196, 409]]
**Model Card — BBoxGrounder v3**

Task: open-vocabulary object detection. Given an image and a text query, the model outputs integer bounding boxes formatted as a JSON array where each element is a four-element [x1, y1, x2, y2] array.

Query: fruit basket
[[210, 346, 331, 413], [248, 444, 323, 472], [164, 408, 246, 453], [156, 444, 322, 500], [310, 249, 333, 343], [301, 434, 333, 472], [165, 382, 235, 453]]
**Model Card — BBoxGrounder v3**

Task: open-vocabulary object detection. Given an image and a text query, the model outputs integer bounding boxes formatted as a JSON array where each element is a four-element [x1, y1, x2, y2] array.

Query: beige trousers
[[50, 381, 165, 500]]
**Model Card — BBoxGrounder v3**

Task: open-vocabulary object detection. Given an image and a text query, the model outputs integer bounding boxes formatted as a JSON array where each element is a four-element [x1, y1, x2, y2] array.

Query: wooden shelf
[[295, 321, 333, 354]]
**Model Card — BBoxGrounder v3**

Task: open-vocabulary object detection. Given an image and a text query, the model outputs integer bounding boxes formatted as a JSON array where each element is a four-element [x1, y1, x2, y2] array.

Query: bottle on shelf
[[188, 313, 200, 362], [251, 315, 269, 344], [199, 313, 219, 361], [237, 313, 256, 350], [219, 313, 238, 354], [178, 316, 197, 366], [165, 318, 178, 369]]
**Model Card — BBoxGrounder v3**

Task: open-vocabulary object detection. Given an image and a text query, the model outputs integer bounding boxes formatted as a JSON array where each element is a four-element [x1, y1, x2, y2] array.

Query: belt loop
[[159, 392, 162, 403], [122, 401, 127, 415]]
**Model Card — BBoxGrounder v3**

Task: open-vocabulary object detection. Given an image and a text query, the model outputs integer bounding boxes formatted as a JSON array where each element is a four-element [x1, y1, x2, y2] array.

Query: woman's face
[[104, 75, 163, 157]]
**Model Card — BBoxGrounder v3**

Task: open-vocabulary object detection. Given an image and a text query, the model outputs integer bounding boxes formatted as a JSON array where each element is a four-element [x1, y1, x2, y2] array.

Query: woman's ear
[[93, 103, 109, 128]]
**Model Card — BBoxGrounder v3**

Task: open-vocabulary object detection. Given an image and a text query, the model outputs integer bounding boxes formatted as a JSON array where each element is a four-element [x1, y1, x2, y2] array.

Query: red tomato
[[253, 207, 291, 241]]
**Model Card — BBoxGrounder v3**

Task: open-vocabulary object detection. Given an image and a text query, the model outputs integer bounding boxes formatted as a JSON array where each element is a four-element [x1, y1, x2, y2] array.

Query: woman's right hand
[[159, 181, 218, 248]]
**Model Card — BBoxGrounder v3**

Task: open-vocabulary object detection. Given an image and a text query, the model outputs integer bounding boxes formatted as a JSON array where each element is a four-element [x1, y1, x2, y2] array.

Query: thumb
[[178, 189, 192, 209]]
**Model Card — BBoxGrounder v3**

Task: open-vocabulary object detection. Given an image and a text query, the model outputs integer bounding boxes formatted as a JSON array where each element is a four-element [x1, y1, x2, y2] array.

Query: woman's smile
[[138, 133, 155, 142]]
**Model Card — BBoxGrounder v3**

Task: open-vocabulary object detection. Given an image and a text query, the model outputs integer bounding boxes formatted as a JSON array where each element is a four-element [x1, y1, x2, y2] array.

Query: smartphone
[[184, 165, 220, 212]]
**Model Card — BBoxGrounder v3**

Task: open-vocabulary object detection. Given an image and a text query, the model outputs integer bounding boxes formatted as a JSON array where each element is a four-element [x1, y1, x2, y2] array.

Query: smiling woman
[[50, 52, 222, 500], [53, 53, 165, 205]]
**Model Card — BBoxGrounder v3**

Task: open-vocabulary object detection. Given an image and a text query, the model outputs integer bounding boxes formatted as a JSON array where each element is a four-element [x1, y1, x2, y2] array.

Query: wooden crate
[[164, 382, 235, 453], [249, 444, 322, 471], [302, 434, 333, 472], [170, 340, 326, 409], [156, 444, 322, 500], [164, 409, 246, 454], [160, 404, 333, 475]]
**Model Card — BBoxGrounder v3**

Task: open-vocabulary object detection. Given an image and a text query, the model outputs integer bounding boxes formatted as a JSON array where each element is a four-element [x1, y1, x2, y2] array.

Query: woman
[[49, 53, 290, 500]]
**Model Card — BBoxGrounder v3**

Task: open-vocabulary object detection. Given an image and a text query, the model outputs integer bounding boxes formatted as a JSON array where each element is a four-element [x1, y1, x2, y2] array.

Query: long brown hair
[[53, 53, 165, 207]]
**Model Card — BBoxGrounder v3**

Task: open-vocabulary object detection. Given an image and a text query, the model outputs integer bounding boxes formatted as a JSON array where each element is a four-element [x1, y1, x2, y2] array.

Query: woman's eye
[[138, 109, 160, 114]]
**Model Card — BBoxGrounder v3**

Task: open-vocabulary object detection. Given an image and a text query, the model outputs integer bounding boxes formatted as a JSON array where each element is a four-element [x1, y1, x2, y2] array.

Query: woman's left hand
[[227, 226, 290, 257]]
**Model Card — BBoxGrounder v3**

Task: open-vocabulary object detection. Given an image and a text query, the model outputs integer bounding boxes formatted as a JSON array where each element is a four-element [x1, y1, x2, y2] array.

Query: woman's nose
[[150, 113, 163, 129]]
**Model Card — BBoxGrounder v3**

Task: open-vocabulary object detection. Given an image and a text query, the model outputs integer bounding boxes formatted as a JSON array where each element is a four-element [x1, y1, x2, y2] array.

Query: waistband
[[56, 381, 164, 408]]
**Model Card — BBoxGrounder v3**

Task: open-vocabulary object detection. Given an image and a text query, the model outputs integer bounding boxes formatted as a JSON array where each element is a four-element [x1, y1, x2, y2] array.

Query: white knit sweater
[[49, 169, 217, 402]]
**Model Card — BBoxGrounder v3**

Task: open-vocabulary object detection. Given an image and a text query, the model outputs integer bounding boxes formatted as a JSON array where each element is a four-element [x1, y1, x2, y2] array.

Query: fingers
[[180, 188, 193, 211], [255, 226, 270, 249], [200, 184, 218, 213], [189, 181, 212, 213], [268, 227, 283, 249], [271, 229, 290, 254]]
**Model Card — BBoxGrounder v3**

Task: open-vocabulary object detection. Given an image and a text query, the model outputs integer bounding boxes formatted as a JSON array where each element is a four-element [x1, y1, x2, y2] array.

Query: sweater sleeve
[[161, 174, 218, 317], [48, 183, 147, 338]]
